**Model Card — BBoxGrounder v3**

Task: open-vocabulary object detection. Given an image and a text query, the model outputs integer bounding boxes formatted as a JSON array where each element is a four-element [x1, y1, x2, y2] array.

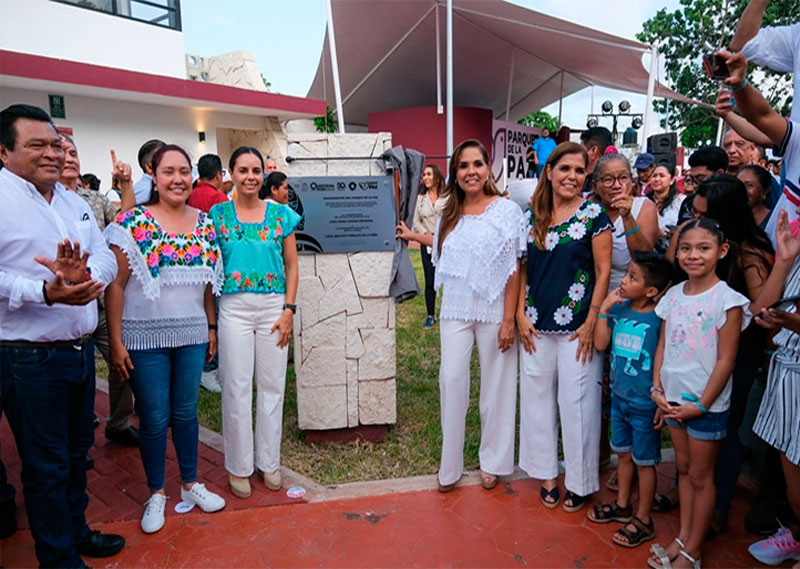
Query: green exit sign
[[48, 94, 65, 119]]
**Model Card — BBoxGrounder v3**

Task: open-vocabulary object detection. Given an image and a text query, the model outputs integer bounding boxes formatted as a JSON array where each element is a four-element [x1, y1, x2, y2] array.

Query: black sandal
[[612, 516, 655, 548], [652, 492, 678, 513], [562, 490, 588, 513], [540, 485, 560, 509], [587, 501, 633, 524]]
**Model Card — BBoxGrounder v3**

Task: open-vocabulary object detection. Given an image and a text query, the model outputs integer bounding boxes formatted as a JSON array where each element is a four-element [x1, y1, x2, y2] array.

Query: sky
[[182, 0, 682, 130]]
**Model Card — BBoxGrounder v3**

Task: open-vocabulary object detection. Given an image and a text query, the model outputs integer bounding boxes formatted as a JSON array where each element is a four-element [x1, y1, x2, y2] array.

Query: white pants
[[438, 318, 518, 485], [219, 293, 287, 477], [519, 333, 602, 496]]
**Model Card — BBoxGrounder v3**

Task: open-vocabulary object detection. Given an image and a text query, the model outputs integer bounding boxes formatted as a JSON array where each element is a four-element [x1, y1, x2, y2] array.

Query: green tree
[[314, 106, 339, 133], [637, 0, 798, 148], [518, 110, 560, 132]]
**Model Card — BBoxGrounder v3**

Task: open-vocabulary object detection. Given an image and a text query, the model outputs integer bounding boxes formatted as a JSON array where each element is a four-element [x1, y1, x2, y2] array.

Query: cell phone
[[769, 295, 800, 310], [702, 54, 730, 80]]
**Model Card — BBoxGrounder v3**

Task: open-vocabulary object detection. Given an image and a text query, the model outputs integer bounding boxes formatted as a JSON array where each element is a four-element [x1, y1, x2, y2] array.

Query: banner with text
[[491, 120, 541, 183]]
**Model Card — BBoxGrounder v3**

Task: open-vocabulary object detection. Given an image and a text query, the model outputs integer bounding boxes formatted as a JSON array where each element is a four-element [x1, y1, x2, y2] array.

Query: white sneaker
[[180, 483, 226, 513], [141, 493, 167, 534], [200, 370, 222, 393]]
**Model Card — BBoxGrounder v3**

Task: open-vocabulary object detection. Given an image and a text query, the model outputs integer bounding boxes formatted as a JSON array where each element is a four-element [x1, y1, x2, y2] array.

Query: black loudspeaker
[[647, 132, 678, 154], [653, 152, 676, 173]]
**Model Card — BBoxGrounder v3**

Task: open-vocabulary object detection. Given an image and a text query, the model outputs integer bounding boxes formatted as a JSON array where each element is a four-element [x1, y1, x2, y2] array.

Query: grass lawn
[[194, 251, 485, 485]]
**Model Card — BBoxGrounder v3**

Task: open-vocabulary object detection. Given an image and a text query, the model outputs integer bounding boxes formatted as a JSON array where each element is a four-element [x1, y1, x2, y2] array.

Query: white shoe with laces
[[200, 370, 222, 393], [180, 482, 226, 513], [141, 493, 167, 534]]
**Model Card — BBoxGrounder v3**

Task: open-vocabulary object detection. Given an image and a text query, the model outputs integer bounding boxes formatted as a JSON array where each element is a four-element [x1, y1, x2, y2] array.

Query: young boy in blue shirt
[[588, 251, 673, 548]]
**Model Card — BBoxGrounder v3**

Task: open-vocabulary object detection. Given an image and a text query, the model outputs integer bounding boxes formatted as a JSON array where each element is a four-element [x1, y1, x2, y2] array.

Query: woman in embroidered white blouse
[[399, 139, 524, 493]]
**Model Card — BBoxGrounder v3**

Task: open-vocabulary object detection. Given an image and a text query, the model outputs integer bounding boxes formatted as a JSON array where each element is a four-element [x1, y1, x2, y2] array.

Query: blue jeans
[[610, 396, 661, 466], [666, 409, 729, 441], [0, 342, 95, 568], [128, 344, 206, 491]]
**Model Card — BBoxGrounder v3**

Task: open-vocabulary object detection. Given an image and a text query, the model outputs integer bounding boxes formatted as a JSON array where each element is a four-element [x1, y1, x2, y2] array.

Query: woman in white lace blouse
[[400, 139, 525, 492]]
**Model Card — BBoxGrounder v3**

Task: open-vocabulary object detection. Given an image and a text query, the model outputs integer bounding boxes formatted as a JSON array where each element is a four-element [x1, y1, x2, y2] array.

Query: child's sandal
[[612, 516, 655, 548], [647, 538, 685, 569], [587, 501, 633, 523]]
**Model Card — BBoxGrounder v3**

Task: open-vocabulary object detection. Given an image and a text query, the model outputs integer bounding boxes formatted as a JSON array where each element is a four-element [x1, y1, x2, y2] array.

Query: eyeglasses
[[598, 174, 632, 187], [684, 174, 708, 187]]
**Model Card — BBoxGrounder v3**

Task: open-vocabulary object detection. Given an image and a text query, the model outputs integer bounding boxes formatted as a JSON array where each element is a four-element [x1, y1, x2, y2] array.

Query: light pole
[[586, 100, 644, 146]]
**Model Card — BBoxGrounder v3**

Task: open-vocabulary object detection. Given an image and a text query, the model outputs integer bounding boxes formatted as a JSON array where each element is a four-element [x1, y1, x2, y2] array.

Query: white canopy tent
[[309, 0, 702, 154]]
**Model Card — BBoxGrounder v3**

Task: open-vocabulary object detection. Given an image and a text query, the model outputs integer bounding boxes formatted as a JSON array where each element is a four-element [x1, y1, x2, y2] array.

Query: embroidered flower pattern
[[553, 306, 573, 326], [211, 201, 298, 294], [525, 305, 538, 324], [115, 207, 220, 279], [585, 202, 602, 219], [568, 282, 586, 302], [567, 222, 586, 240], [545, 232, 558, 250]]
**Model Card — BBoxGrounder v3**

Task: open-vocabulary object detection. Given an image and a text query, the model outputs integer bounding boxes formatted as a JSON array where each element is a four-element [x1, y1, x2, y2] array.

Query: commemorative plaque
[[290, 176, 396, 254]]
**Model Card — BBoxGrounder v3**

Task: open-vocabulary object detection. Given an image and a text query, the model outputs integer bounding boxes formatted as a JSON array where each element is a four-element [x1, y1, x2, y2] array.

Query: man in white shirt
[[0, 104, 124, 568], [132, 138, 164, 205]]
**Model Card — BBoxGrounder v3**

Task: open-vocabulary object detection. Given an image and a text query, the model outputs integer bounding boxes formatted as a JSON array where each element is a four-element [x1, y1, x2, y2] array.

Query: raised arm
[[721, 50, 788, 148], [715, 90, 774, 148], [730, 0, 768, 51]]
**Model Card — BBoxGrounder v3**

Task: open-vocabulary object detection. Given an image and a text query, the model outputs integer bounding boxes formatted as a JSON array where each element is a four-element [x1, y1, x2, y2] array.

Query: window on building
[[53, 0, 182, 31]]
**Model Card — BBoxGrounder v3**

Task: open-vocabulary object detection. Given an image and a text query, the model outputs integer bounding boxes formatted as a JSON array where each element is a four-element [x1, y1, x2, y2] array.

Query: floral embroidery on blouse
[[210, 200, 301, 295], [524, 200, 612, 333], [113, 207, 220, 280]]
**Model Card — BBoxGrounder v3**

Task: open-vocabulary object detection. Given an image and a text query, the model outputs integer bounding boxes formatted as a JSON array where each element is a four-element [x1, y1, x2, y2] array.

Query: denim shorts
[[665, 408, 729, 441], [610, 396, 661, 466]]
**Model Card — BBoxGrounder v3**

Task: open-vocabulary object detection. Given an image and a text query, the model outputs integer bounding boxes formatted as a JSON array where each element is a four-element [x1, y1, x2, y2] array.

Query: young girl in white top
[[649, 218, 750, 569]]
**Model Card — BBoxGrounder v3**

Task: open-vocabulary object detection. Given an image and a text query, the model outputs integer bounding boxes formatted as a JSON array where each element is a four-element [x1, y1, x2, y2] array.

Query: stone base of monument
[[303, 424, 390, 444]]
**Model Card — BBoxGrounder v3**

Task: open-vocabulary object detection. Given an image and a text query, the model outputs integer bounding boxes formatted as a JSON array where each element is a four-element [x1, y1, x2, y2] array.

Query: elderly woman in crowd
[[517, 141, 612, 513], [105, 144, 226, 534]]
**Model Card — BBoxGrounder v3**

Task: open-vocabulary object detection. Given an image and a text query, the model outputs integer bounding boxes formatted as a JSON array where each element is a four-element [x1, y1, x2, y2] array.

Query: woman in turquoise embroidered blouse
[[209, 147, 300, 500]]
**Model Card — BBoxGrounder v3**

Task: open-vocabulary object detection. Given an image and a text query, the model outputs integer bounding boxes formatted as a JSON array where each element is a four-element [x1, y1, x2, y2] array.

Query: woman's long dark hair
[[420, 163, 446, 195], [695, 174, 774, 296], [435, 139, 501, 256], [145, 144, 192, 205], [260, 171, 288, 200], [651, 164, 679, 214]]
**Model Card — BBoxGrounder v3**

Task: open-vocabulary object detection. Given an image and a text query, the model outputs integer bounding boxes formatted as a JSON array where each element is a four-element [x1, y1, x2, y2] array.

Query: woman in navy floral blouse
[[516, 142, 612, 513]]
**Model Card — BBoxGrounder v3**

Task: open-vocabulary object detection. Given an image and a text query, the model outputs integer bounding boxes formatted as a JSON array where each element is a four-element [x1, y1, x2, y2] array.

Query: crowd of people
[[1, 3, 800, 569]]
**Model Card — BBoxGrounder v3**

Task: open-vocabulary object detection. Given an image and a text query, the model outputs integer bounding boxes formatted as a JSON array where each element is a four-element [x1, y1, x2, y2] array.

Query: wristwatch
[[283, 303, 297, 314]]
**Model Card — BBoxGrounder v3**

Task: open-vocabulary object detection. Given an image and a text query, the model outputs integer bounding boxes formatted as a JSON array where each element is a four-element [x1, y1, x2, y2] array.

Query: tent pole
[[557, 71, 564, 124], [505, 48, 515, 120], [715, 117, 725, 146], [326, 0, 346, 133], [436, 4, 443, 114], [446, 0, 453, 158], [643, 43, 658, 145], [591, 85, 595, 114]]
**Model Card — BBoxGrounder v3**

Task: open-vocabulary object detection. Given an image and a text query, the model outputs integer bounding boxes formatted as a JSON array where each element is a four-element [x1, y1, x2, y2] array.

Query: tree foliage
[[518, 110, 560, 132], [314, 106, 339, 133], [637, 0, 798, 148]]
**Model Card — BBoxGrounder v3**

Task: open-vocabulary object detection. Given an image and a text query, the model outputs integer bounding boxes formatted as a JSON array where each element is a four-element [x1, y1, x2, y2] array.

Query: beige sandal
[[479, 471, 497, 490]]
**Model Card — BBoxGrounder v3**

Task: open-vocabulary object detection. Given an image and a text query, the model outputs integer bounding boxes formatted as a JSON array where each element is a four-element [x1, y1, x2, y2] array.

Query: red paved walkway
[[1, 391, 766, 568]]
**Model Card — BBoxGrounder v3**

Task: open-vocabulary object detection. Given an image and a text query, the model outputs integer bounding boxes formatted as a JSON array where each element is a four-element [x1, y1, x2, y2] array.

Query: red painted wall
[[368, 106, 493, 174]]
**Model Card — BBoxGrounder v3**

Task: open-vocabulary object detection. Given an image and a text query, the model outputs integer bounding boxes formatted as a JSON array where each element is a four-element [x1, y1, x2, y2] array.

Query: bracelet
[[731, 78, 749, 92], [597, 313, 608, 320], [283, 303, 297, 314], [681, 392, 708, 414], [624, 225, 640, 237], [649, 386, 664, 395], [208, 324, 218, 331], [42, 280, 54, 306], [764, 349, 775, 356]]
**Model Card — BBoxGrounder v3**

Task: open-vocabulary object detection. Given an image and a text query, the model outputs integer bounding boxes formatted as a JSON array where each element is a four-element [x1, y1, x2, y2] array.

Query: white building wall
[[1, 86, 270, 184], [0, 0, 186, 78]]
